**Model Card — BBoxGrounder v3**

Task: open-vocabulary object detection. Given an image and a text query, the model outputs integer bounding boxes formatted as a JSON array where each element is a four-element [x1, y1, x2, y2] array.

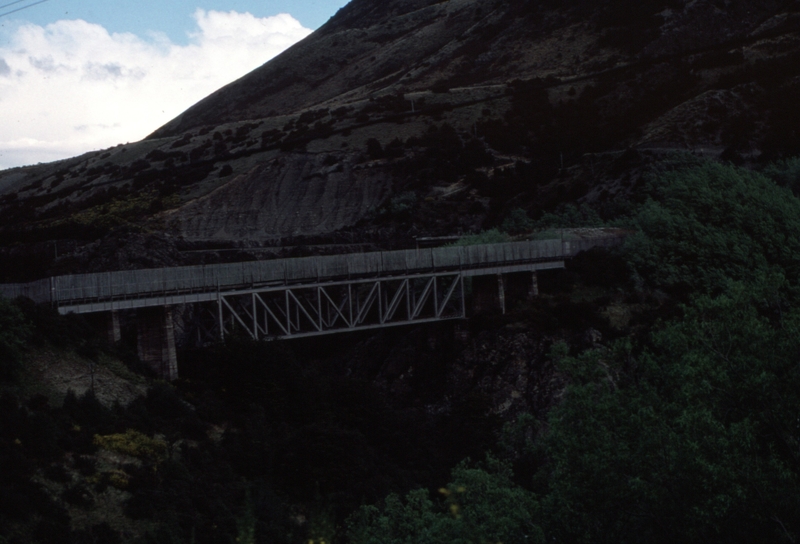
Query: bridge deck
[[0, 235, 625, 315]]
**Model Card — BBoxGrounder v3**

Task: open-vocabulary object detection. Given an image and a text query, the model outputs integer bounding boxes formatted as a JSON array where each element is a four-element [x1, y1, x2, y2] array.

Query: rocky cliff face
[[1, 0, 799, 279]]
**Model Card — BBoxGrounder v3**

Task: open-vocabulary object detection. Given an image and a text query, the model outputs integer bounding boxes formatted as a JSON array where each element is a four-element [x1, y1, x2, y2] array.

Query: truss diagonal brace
[[287, 290, 323, 332], [382, 279, 409, 324], [412, 277, 435, 319], [253, 292, 289, 336], [320, 288, 352, 328], [437, 275, 462, 318], [221, 295, 256, 339], [355, 282, 380, 325]]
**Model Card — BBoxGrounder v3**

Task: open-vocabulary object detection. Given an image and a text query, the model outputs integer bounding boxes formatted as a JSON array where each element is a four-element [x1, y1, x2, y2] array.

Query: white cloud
[[0, 10, 312, 170]]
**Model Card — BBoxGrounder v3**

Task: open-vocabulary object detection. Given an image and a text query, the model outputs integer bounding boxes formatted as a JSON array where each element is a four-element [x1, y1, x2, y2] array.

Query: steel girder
[[187, 272, 466, 344]]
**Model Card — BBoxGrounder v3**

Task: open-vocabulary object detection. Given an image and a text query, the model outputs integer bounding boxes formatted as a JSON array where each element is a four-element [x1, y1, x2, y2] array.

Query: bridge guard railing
[[1, 234, 628, 307]]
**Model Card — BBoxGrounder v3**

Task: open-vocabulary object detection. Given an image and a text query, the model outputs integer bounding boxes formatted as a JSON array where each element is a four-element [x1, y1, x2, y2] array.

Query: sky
[[0, 0, 349, 170]]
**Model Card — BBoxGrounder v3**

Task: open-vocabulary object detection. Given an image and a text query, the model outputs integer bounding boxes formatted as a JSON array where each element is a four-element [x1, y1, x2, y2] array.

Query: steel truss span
[[190, 272, 466, 344], [0, 235, 628, 376]]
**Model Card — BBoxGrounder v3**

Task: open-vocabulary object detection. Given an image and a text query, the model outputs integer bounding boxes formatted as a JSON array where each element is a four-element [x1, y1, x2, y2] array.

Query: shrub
[[386, 191, 416, 215], [93, 429, 167, 460], [763, 156, 800, 195], [62, 483, 94, 508], [347, 458, 544, 544], [63, 390, 114, 437], [0, 297, 32, 381], [534, 203, 603, 229], [501, 208, 535, 234], [450, 229, 512, 246], [43, 464, 71, 483], [71, 523, 121, 544], [94, 469, 130, 490], [366, 138, 384, 159], [13, 298, 92, 349]]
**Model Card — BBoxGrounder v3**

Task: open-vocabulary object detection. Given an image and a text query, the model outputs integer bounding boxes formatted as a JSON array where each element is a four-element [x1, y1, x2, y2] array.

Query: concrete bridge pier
[[471, 271, 541, 315], [498, 274, 506, 314], [136, 307, 178, 381], [509, 270, 542, 308], [472, 275, 505, 315], [106, 310, 121, 345]]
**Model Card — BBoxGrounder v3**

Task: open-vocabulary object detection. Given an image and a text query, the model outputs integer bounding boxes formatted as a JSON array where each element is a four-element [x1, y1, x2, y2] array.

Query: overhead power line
[[0, 0, 51, 19], [0, 0, 32, 10]]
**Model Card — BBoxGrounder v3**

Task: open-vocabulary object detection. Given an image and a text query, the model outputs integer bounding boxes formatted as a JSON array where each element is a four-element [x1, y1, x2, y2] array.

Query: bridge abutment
[[136, 307, 178, 381]]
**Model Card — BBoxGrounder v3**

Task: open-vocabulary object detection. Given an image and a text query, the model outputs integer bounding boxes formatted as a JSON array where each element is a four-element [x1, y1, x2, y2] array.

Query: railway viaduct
[[0, 233, 626, 380]]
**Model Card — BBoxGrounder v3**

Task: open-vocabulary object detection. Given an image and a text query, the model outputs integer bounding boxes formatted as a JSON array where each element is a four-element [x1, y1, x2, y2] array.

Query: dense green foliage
[[539, 160, 800, 542], [348, 458, 543, 544], [627, 160, 800, 297], [545, 289, 800, 542], [763, 156, 800, 195]]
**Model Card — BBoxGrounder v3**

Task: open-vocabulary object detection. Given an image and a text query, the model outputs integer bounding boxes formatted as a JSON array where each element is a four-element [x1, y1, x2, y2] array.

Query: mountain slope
[[150, 0, 792, 138], [1, 0, 800, 280]]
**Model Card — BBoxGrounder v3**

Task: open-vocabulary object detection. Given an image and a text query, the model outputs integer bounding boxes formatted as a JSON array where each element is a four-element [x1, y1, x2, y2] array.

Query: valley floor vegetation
[[2, 156, 800, 543]]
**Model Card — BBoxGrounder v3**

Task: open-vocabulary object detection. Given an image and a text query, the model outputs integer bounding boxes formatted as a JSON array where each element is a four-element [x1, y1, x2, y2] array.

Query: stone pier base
[[137, 307, 178, 381]]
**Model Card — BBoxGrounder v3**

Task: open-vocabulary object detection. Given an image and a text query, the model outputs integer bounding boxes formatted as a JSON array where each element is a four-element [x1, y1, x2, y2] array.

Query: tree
[[347, 458, 544, 544], [536, 159, 800, 542], [543, 286, 800, 543], [627, 160, 800, 298]]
